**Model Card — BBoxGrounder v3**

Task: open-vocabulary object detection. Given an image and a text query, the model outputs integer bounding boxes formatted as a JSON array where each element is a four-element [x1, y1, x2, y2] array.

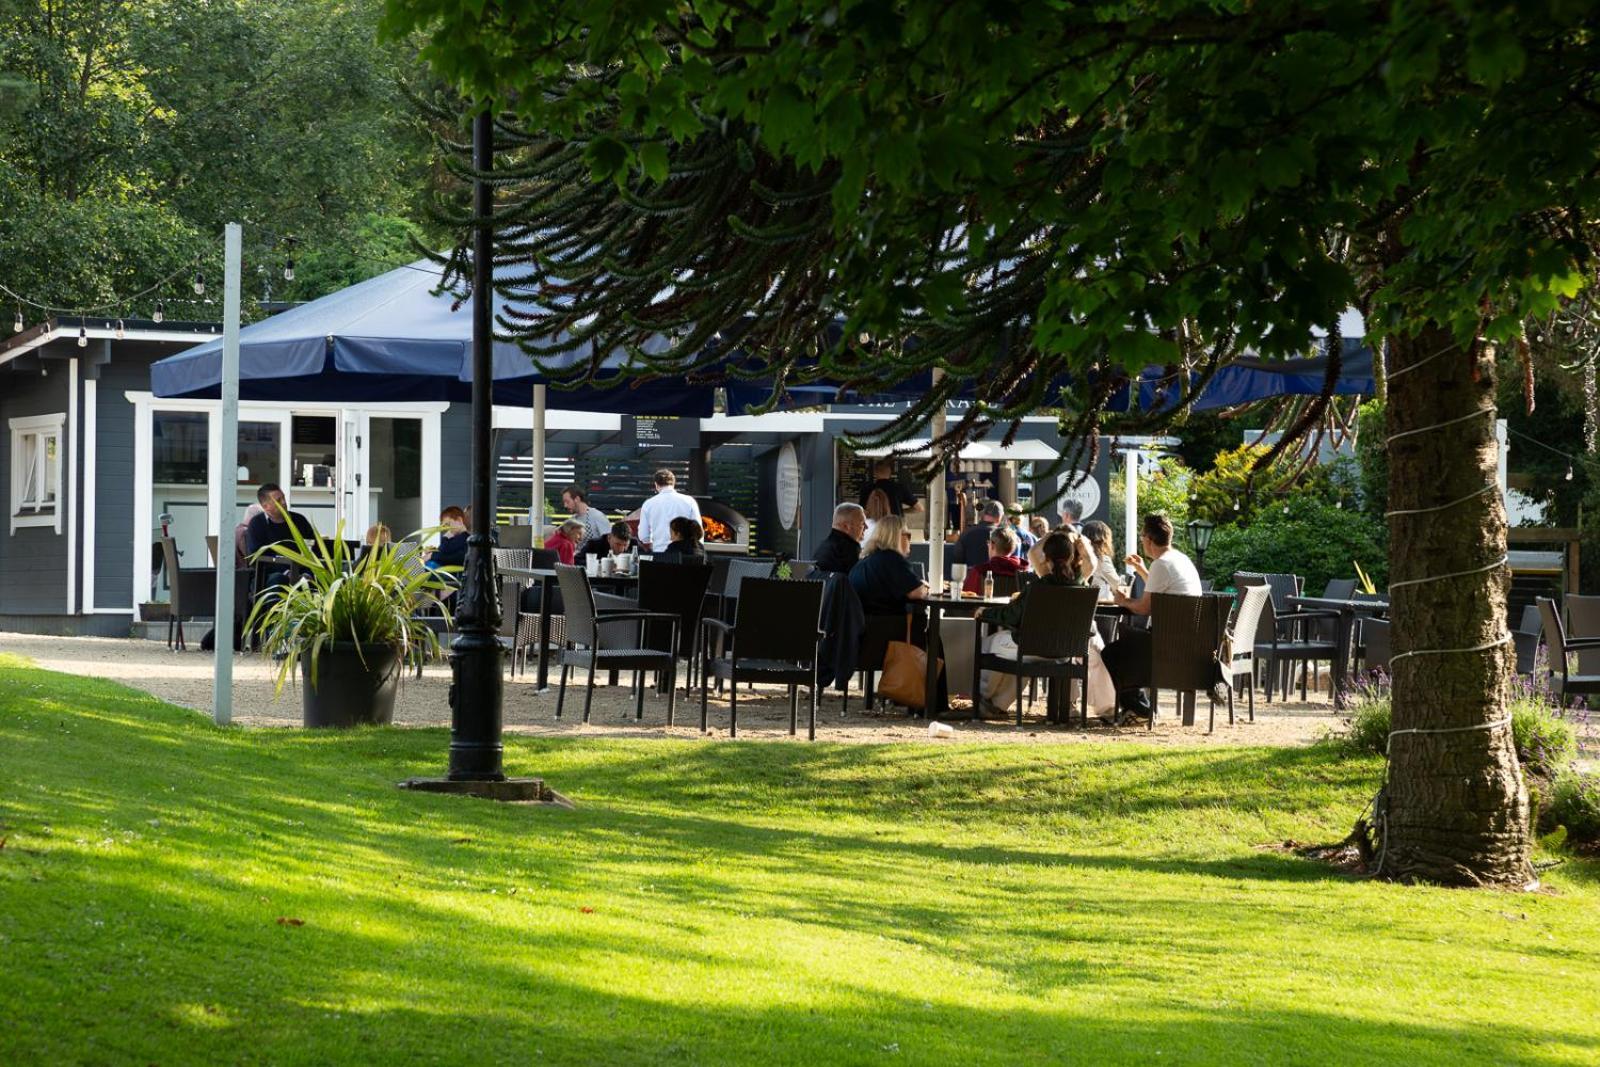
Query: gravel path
[[0, 631, 1363, 747]]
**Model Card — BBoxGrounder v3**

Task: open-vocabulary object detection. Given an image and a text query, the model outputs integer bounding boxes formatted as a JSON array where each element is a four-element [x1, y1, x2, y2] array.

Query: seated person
[[848, 515, 928, 617], [1102, 513, 1203, 719], [364, 522, 392, 547], [234, 502, 265, 560], [814, 503, 866, 574], [963, 526, 1028, 593], [427, 506, 469, 570], [581, 521, 644, 560], [976, 530, 1115, 719], [545, 518, 585, 566], [953, 500, 1005, 567], [656, 516, 708, 563], [244, 483, 318, 562]]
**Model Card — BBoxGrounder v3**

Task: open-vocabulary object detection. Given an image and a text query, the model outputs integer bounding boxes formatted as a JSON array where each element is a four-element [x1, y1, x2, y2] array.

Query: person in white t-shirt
[[1101, 513, 1202, 721], [636, 468, 702, 552]]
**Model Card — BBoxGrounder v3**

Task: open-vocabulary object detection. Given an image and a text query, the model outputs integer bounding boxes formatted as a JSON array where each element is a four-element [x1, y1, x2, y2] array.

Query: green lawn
[[2, 654, 1597, 1065]]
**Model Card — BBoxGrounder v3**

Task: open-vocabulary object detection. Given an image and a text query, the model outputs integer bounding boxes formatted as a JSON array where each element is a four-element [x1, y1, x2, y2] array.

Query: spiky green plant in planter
[[244, 524, 457, 726]]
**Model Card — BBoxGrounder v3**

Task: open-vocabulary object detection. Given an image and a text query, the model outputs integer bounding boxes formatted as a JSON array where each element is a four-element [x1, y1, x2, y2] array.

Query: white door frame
[[126, 392, 447, 619]]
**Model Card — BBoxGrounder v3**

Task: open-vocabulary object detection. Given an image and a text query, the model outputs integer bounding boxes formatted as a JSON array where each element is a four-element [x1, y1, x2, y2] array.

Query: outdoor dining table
[[501, 566, 641, 692], [1285, 594, 1390, 709], [923, 589, 1015, 719]]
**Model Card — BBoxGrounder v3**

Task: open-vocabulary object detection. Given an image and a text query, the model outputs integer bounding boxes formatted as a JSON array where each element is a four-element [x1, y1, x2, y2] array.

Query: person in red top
[[546, 518, 585, 565], [963, 525, 1027, 593]]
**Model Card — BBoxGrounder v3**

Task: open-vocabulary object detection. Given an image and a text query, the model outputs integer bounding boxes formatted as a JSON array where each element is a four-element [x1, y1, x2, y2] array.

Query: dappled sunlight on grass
[[2, 660, 1599, 1064]]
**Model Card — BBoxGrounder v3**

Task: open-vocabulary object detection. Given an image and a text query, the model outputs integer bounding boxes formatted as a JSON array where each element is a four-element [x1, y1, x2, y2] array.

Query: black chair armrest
[[701, 617, 734, 637], [1564, 637, 1600, 651], [1278, 609, 1340, 622], [596, 610, 677, 625]]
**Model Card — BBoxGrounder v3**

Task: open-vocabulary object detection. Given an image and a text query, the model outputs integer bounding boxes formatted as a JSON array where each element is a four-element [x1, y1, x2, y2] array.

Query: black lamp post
[[404, 110, 548, 802], [1186, 518, 1215, 579]]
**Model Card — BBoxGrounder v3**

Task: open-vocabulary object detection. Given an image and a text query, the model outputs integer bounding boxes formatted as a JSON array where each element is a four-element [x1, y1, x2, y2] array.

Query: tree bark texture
[[1382, 325, 1531, 887]]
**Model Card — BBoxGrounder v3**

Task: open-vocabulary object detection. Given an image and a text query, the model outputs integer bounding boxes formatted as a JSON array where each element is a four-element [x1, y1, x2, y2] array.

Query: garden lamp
[[1186, 519, 1215, 578]]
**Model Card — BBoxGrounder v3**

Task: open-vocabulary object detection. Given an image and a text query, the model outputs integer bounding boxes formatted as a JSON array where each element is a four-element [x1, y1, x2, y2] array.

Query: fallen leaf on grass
[[276, 917, 305, 927], [579, 906, 594, 914], [451, 837, 474, 845]]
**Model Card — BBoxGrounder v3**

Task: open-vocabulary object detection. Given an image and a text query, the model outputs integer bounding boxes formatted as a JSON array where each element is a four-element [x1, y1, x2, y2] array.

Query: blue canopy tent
[[723, 338, 1373, 415], [150, 261, 712, 417]]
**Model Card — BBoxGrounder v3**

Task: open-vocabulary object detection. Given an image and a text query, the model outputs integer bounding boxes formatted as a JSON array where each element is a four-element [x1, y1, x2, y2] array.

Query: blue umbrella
[[150, 260, 712, 416]]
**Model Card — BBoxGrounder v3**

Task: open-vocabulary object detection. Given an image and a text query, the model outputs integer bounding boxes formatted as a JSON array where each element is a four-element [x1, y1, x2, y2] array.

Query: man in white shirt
[[1102, 513, 1203, 721], [636, 468, 701, 552]]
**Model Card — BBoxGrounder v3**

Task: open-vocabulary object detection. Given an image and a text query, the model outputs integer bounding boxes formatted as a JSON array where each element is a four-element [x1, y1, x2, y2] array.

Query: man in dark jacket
[[953, 499, 1005, 567], [581, 521, 644, 559], [813, 503, 866, 573], [244, 483, 318, 560]]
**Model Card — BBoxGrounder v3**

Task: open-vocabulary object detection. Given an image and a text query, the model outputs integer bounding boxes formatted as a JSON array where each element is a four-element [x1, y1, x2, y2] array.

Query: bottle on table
[[982, 571, 994, 600]]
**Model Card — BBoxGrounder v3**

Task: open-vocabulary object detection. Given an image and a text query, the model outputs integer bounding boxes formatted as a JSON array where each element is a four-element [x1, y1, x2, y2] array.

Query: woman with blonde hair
[[1079, 519, 1121, 598], [862, 486, 892, 542], [849, 513, 928, 617]]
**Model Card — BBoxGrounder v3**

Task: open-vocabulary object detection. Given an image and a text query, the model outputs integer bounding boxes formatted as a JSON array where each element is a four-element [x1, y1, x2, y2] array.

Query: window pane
[[237, 421, 280, 486], [42, 433, 58, 503], [152, 412, 209, 484]]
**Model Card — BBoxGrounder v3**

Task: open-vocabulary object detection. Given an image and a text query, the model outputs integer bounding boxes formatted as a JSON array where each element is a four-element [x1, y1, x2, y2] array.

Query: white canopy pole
[[927, 369, 946, 589], [213, 222, 242, 726], [530, 383, 546, 535], [1123, 447, 1139, 575]]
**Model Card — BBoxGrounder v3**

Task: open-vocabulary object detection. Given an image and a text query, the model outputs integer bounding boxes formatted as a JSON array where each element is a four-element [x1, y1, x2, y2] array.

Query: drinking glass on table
[[951, 564, 968, 590]]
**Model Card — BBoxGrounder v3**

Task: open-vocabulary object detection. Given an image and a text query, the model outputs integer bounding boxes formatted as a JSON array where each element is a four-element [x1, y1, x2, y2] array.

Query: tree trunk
[[1381, 324, 1531, 886]]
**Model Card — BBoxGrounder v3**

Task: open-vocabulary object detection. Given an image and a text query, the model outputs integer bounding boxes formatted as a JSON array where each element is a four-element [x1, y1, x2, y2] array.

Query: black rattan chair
[[1254, 594, 1341, 702], [638, 558, 716, 695], [1149, 592, 1231, 731], [700, 578, 826, 738], [1511, 605, 1542, 675], [159, 537, 216, 651], [1565, 594, 1600, 676], [975, 584, 1099, 727], [553, 564, 680, 724], [1538, 597, 1600, 705]]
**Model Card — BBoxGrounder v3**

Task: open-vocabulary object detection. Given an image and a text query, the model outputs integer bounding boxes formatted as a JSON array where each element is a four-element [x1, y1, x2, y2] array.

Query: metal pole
[[213, 222, 242, 726], [1123, 447, 1139, 575], [530, 383, 546, 533], [927, 369, 946, 589], [447, 109, 505, 782]]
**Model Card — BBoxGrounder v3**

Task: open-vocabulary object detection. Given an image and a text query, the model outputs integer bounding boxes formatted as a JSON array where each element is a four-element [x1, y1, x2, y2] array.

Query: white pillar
[[530, 383, 547, 536], [927, 370, 946, 588], [213, 222, 242, 726], [1123, 447, 1139, 575]]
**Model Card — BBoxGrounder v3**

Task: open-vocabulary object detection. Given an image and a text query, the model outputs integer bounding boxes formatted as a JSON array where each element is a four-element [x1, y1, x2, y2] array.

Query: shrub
[[1188, 443, 1355, 526], [1354, 399, 1388, 521], [1545, 772, 1600, 843], [1509, 696, 1578, 778], [1341, 679, 1392, 756], [1203, 495, 1388, 593]]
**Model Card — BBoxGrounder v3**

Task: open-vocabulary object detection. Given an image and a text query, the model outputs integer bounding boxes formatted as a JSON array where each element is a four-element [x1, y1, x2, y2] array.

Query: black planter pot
[[300, 643, 402, 728]]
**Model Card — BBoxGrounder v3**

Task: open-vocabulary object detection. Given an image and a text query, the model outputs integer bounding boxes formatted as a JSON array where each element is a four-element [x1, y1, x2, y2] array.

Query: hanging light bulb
[[40, 364, 48, 377], [1566, 465, 1574, 481], [1335, 499, 1343, 509], [858, 331, 870, 345], [77, 321, 88, 347], [153, 300, 165, 324], [115, 318, 126, 340], [283, 256, 295, 282], [12, 306, 22, 333], [194, 272, 205, 296], [1232, 498, 1241, 511]]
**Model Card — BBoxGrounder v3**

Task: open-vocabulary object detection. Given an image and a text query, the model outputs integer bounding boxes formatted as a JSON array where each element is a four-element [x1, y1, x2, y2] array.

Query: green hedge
[[1202, 496, 1388, 592]]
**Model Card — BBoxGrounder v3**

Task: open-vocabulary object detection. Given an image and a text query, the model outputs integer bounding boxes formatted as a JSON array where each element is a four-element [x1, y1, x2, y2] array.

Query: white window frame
[[10, 413, 66, 534]]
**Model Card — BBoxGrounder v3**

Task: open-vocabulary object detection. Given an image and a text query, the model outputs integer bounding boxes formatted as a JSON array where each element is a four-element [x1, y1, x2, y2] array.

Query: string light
[[194, 273, 205, 296], [153, 301, 165, 324], [1566, 465, 1574, 481], [12, 305, 21, 333], [283, 256, 295, 282], [115, 318, 126, 340], [77, 320, 87, 347]]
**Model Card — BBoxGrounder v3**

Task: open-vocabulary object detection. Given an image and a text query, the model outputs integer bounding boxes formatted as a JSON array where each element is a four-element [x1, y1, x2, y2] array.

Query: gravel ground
[[1, 630, 1361, 747]]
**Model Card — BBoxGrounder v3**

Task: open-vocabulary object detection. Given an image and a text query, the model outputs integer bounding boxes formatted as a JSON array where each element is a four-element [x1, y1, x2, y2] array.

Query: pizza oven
[[625, 498, 751, 555]]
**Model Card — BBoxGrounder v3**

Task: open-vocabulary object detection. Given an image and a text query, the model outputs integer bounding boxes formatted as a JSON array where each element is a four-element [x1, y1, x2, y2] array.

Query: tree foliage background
[[0, 0, 435, 322]]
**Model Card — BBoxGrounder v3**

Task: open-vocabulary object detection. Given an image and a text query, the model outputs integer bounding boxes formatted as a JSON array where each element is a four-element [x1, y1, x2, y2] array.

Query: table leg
[[536, 574, 555, 692], [1332, 608, 1352, 710], [925, 603, 945, 719]]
